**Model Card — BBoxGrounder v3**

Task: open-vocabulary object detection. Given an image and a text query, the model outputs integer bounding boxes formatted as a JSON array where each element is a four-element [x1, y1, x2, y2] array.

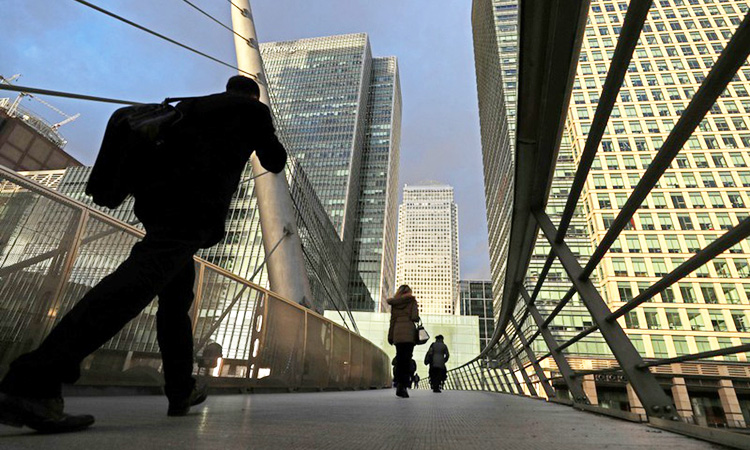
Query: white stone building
[[395, 183, 460, 315]]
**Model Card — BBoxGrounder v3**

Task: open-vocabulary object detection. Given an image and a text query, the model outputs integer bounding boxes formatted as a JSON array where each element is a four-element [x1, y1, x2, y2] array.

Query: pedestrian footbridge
[[0, 390, 726, 449]]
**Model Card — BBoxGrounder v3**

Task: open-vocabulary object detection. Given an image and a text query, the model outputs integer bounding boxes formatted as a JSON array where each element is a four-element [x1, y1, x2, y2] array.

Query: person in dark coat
[[0, 76, 287, 433], [387, 285, 420, 398], [425, 335, 450, 393]]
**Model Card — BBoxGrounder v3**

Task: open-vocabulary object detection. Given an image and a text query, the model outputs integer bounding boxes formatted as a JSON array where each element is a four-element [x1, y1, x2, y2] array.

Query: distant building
[[396, 183, 460, 315], [0, 99, 81, 171], [460, 280, 495, 350]]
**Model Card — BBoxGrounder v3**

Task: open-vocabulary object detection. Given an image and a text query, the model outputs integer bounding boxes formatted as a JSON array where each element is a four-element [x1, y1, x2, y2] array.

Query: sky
[[0, 0, 491, 279]]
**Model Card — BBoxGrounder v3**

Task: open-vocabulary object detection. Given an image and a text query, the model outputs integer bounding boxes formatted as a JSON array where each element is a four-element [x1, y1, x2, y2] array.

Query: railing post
[[504, 333, 537, 397], [507, 363, 525, 395], [510, 315, 555, 398], [26, 209, 88, 351], [521, 287, 588, 403], [501, 369, 517, 394], [486, 359, 499, 392], [492, 368, 506, 393], [534, 210, 678, 420], [470, 363, 482, 390]]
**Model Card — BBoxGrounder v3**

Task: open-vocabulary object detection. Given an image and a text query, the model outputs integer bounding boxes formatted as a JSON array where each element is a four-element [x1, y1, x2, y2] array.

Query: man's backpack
[[86, 97, 193, 209]]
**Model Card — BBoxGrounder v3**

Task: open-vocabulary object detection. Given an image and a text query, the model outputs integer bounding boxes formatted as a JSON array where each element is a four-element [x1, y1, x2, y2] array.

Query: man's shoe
[[167, 383, 208, 417], [433, 388, 441, 393], [395, 385, 409, 398], [0, 393, 94, 433]]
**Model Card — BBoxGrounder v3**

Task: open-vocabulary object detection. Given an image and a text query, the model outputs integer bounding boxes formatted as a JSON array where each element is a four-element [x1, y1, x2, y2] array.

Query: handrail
[[0, 164, 390, 389]]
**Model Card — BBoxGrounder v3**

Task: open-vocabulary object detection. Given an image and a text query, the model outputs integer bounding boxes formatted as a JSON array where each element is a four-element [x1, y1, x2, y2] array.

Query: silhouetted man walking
[[0, 76, 286, 433]]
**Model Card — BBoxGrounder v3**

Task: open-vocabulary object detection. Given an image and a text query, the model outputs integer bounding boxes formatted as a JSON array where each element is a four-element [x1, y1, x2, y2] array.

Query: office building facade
[[568, 0, 750, 363], [396, 184, 460, 315], [347, 57, 402, 312], [260, 34, 401, 311], [471, 0, 516, 325], [459, 280, 495, 350]]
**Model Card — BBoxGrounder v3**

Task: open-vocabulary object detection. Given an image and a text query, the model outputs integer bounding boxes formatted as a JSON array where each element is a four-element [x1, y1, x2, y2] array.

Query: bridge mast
[[230, 1, 314, 308]]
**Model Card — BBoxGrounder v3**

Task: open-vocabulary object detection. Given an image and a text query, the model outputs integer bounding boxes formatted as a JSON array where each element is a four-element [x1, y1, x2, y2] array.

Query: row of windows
[[593, 190, 750, 212], [623, 306, 749, 333], [608, 257, 750, 284]]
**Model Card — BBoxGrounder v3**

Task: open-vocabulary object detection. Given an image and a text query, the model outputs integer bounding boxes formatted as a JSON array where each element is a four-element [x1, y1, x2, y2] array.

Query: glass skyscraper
[[474, 0, 608, 360], [472, 0, 516, 325], [348, 57, 401, 312], [261, 34, 402, 311], [460, 280, 495, 350]]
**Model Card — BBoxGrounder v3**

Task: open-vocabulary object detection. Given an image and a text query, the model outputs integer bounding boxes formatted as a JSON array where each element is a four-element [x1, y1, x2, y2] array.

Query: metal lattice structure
[[446, 1, 750, 447]]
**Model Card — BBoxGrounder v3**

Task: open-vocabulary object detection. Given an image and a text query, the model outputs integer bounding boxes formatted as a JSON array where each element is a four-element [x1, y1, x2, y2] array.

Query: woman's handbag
[[416, 320, 430, 345]]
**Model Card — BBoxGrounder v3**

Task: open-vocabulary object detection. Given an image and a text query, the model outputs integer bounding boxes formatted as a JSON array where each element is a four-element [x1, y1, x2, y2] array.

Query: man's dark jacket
[[425, 341, 450, 369], [133, 92, 287, 247]]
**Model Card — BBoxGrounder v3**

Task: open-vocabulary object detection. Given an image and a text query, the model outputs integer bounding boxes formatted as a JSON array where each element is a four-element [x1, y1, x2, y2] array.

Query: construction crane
[[0, 74, 80, 129]]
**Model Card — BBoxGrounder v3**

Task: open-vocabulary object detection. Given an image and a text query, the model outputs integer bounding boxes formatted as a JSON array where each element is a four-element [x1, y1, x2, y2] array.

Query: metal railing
[[0, 164, 390, 390], [446, 1, 750, 448]]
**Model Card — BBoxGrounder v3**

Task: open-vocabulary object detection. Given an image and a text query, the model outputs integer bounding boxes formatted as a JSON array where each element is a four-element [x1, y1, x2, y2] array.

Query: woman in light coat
[[387, 285, 420, 398]]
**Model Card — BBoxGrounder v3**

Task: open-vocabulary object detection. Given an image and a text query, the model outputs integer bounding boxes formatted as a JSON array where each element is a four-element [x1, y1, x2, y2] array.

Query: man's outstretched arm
[[253, 103, 287, 174]]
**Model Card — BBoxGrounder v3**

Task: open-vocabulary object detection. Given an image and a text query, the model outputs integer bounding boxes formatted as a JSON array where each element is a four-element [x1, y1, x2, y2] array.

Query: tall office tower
[[569, 0, 750, 363], [460, 280, 495, 350], [471, 0, 516, 325], [348, 57, 402, 312], [395, 184, 460, 315], [490, 0, 519, 135], [260, 34, 401, 312], [473, 0, 615, 357]]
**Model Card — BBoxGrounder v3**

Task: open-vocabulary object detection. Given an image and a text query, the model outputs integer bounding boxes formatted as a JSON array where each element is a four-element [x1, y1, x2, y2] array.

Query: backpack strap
[[162, 96, 198, 104]]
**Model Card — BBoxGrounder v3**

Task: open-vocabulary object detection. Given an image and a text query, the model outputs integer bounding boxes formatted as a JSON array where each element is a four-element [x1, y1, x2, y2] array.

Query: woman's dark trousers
[[394, 343, 415, 387], [429, 367, 447, 390], [0, 227, 204, 402]]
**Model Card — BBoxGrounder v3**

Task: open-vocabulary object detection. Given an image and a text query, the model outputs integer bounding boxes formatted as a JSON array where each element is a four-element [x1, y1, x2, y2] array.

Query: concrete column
[[718, 379, 747, 428], [623, 382, 646, 421], [582, 374, 598, 405], [670, 377, 694, 424]]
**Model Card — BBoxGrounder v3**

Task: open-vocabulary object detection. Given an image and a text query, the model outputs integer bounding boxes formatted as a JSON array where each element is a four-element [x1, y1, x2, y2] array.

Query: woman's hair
[[396, 285, 411, 296]]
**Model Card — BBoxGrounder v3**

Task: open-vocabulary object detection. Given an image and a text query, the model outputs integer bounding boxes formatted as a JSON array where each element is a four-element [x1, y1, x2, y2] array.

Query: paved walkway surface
[[0, 390, 726, 449]]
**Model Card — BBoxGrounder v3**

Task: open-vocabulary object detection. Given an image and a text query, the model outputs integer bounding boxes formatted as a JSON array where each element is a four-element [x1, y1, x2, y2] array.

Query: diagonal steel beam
[[607, 216, 750, 321], [581, 11, 750, 279], [521, 287, 588, 403], [555, 0, 653, 242], [511, 315, 555, 398], [535, 210, 678, 419], [505, 331, 538, 396]]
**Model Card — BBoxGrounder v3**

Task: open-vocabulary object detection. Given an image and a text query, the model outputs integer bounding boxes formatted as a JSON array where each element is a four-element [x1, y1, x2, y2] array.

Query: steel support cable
[[607, 216, 750, 322], [180, 0, 253, 46], [70, 0, 258, 80], [0, 84, 138, 105], [555, 0, 653, 244], [227, 0, 245, 13], [581, 11, 750, 279]]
